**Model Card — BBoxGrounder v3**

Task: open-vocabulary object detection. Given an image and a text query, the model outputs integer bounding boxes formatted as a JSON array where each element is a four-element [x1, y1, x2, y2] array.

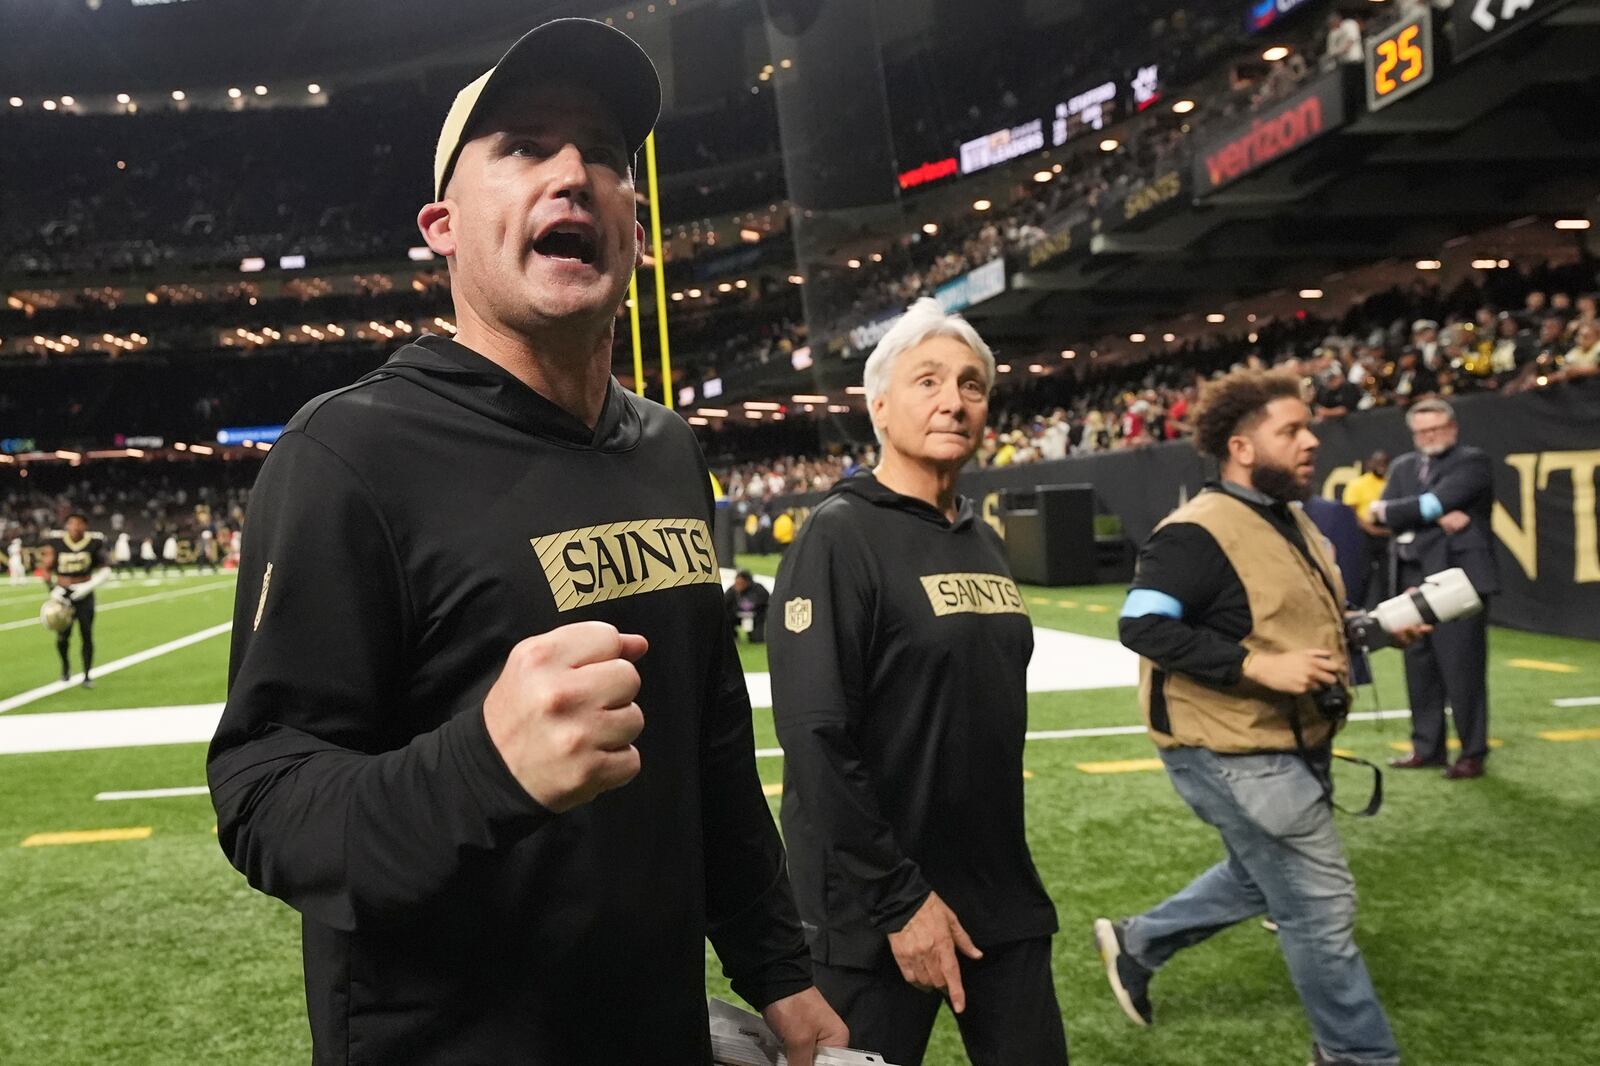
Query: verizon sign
[[1454, 0, 1574, 60], [1192, 71, 1347, 195]]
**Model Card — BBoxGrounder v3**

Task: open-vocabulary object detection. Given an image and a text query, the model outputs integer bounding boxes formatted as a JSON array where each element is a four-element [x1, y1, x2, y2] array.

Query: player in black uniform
[[768, 299, 1068, 1066], [42, 512, 112, 687], [206, 19, 844, 1066]]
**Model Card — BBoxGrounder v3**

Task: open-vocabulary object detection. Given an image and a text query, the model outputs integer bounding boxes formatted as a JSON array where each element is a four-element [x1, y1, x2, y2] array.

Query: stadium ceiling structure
[[964, 3, 1600, 350]]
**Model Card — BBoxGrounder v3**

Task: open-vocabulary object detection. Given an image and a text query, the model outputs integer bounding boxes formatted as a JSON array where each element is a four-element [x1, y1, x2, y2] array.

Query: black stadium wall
[[746, 381, 1600, 640]]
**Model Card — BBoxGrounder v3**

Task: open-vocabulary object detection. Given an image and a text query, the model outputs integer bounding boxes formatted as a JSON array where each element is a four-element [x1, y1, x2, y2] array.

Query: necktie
[[1419, 456, 1431, 485]]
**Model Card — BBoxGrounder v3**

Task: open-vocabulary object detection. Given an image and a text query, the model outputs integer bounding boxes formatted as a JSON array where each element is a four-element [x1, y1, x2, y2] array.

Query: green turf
[[2, 562, 1598, 1064]]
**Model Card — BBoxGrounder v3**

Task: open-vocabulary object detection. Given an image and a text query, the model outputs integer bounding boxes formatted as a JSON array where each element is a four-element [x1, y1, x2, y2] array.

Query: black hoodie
[[767, 474, 1058, 971], [208, 335, 809, 1065]]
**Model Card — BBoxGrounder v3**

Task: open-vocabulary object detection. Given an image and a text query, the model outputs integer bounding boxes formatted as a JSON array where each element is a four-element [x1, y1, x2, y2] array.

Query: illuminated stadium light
[[171, 90, 186, 101], [1163, 333, 1176, 342], [407, 246, 436, 261], [42, 100, 57, 111], [116, 93, 131, 104], [997, 364, 1012, 373], [1029, 364, 1046, 373], [747, 411, 765, 420], [1248, 331, 1260, 342], [687, 416, 709, 426], [1061, 349, 1076, 359], [743, 401, 782, 411], [1471, 259, 1500, 269], [174, 442, 188, 451], [279, 254, 306, 270], [922, 222, 939, 235], [1498, 258, 1511, 268], [735, 279, 748, 289], [1555, 219, 1591, 230], [189, 445, 215, 456], [717, 282, 733, 293], [791, 394, 828, 403], [973, 199, 992, 211], [788, 274, 804, 284], [1206, 313, 1226, 323], [1172, 99, 1195, 114], [847, 258, 862, 269], [7, 97, 21, 108], [870, 252, 883, 262], [1129, 333, 1146, 342], [1052, 163, 1063, 173], [845, 385, 866, 395], [1299, 288, 1324, 299], [696, 408, 729, 418], [254, 85, 268, 96], [671, 291, 684, 301], [1415, 259, 1442, 270], [56, 451, 83, 461], [307, 83, 322, 95], [1099, 138, 1119, 152], [828, 404, 851, 414], [239, 257, 266, 273], [771, 412, 785, 421], [739, 228, 761, 242], [228, 87, 243, 99], [1262, 46, 1291, 62], [687, 287, 703, 298], [1032, 171, 1053, 183], [60, 95, 75, 106]]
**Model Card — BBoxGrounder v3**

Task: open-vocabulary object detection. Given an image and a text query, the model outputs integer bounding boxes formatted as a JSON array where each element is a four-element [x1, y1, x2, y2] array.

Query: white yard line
[[0, 579, 235, 632], [752, 708, 1416, 758], [0, 623, 233, 715], [1552, 696, 1600, 707], [96, 785, 211, 801], [0, 571, 235, 607]]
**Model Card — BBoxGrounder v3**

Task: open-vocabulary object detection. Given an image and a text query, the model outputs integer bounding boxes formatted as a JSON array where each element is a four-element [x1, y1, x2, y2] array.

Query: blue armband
[[1420, 492, 1444, 522], [1120, 588, 1184, 620]]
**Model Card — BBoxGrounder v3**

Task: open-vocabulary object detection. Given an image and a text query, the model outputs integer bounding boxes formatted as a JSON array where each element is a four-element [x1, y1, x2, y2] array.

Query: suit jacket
[[1379, 444, 1499, 595]]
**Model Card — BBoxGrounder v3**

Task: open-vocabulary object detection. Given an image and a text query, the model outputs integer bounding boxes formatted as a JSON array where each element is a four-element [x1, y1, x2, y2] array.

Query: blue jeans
[[1123, 747, 1400, 1065]]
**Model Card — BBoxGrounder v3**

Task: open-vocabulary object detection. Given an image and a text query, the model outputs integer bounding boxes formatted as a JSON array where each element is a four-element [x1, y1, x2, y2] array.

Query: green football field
[[1, 559, 1596, 1065]]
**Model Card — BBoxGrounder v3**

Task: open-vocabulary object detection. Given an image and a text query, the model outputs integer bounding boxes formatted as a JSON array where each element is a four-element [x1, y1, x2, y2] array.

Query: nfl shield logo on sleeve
[[784, 597, 812, 634]]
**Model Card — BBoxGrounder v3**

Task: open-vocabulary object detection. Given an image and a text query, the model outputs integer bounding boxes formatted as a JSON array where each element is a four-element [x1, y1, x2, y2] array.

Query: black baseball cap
[[432, 18, 661, 201]]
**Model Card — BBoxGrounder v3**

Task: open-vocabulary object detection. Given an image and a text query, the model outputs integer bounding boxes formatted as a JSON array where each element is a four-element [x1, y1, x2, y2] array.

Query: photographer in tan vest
[[1092, 369, 1423, 1066]]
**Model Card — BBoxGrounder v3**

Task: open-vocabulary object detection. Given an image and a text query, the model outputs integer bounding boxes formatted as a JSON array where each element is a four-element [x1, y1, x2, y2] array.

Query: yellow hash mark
[[1332, 748, 1356, 758], [1022, 769, 1036, 780], [761, 783, 783, 797], [1084, 604, 1109, 613], [22, 827, 152, 848], [1538, 728, 1600, 742], [1055, 600, 1078, 608], [1027, 597, 1053, 605], [1076, 758, 1164, 775], [1388, 738, 1503, 753], [1507, 658, 1578, 674]]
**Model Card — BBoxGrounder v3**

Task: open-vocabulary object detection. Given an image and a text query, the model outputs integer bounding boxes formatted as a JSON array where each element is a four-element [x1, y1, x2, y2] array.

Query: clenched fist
[[483, 621, 649, 813]]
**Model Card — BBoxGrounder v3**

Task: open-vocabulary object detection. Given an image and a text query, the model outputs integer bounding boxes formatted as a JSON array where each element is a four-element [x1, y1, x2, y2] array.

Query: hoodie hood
[[827, 471, 976, 530], [365, 334, 642, 451]]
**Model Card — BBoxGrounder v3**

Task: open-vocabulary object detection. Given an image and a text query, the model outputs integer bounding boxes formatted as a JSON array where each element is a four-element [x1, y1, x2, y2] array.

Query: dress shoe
[[1444, 756, 1485, 780], [1388, 753, 1446, 769]]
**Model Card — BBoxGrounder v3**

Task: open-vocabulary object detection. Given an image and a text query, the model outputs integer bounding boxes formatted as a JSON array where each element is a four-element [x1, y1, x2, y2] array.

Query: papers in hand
[[708, 999, 895, 1066]]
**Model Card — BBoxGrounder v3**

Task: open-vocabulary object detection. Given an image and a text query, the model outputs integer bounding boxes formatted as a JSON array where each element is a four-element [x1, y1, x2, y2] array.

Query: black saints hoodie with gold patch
[[208, 335, 809, 1065], [767, 474, 1058, 970]]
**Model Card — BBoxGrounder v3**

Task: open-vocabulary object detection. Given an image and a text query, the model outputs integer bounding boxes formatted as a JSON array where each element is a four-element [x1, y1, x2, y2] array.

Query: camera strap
[[1287, 707, 1384, 817]]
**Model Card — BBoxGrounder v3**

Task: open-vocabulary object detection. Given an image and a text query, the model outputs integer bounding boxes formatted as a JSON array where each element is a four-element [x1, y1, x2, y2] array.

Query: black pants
[[57, 592, 96, 678], [813, 937, 1068, 1066], [1400, 564, 1489, 761]]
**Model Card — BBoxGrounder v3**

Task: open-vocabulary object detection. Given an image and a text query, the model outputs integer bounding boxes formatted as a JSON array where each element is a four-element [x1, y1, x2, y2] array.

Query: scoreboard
[[1365, 8, 1435, 113]]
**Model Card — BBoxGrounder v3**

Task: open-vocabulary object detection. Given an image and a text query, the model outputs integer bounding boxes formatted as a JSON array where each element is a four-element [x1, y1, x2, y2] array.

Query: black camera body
[[1311, 683, 1352, 722]]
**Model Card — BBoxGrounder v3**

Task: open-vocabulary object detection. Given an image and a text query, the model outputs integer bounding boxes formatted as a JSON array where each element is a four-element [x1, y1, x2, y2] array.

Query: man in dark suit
[[1371, 398, 1498, 779]]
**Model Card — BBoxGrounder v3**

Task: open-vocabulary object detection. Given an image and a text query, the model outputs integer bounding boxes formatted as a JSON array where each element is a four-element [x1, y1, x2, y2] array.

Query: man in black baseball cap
[[210, 19, 846, 1065]]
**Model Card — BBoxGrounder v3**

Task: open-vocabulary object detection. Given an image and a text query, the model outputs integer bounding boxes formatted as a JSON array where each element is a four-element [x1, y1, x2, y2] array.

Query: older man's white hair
[[861, 297, 997, 416]]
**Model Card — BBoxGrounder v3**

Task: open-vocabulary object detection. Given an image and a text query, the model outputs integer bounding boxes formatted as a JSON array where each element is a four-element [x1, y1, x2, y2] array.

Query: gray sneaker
[[1094, 917, 1153, 1026]]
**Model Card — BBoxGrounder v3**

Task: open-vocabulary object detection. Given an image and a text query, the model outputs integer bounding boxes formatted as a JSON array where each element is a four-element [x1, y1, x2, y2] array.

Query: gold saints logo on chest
[[920, 572, 1028, 618], [784, 597, 812, 634], [531, 518, 720, 612]]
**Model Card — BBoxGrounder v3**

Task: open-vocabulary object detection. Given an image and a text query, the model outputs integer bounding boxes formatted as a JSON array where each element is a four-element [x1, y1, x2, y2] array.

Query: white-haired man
[[768, 298, 1068, 1066]]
